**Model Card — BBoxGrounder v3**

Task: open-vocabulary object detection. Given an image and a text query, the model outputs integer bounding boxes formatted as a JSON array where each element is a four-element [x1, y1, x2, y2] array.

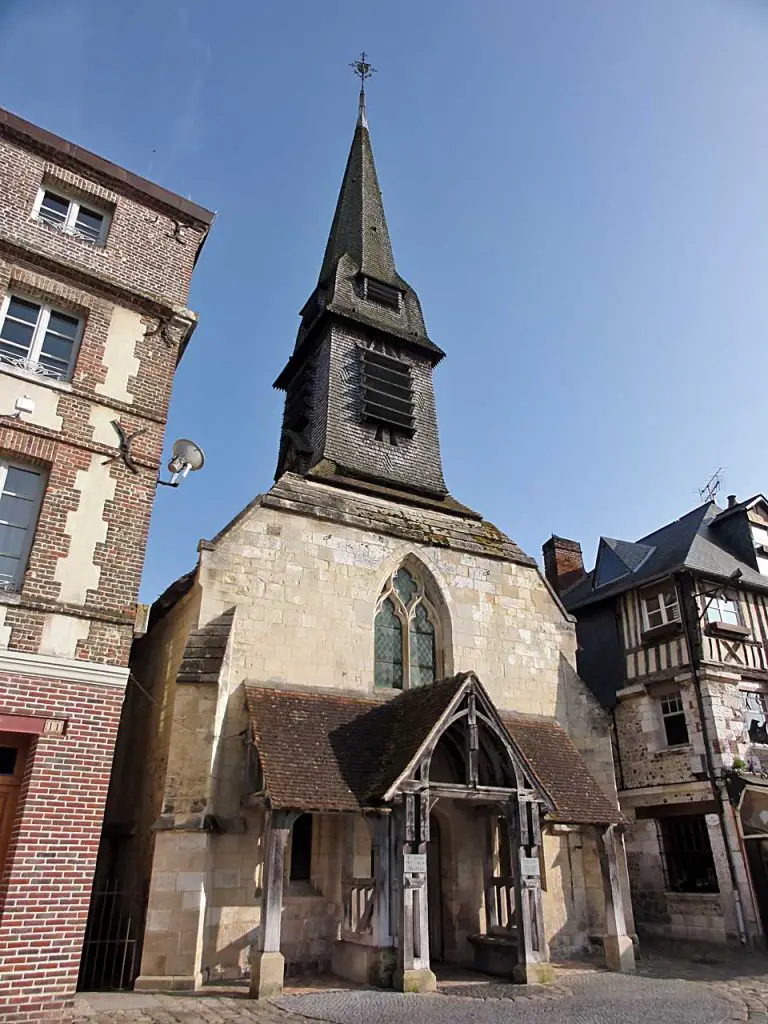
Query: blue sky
[[2, 1, 768, 600]]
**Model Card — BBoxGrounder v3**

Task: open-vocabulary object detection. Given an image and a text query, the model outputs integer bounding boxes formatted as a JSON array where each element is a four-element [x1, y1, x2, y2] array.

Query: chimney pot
[[542, 535, 585, 596], [728, 494, 737, 508]]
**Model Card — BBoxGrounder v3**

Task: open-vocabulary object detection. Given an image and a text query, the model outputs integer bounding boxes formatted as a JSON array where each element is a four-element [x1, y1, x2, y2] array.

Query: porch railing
[[487, 875, 517, 933], [341, 876, 375, 940]]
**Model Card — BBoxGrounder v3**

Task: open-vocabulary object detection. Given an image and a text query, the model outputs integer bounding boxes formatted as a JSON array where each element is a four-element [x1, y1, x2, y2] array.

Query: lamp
[[158, 438, 205, 488]]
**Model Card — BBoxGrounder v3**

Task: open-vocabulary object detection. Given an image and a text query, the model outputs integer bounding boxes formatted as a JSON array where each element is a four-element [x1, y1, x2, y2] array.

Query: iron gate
[[77, 880, 141, 990]]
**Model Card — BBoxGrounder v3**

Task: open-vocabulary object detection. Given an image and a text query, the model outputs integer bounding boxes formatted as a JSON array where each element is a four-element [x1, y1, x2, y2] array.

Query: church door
[[427, 814, 444, 962], [0, 734, 27, 879]]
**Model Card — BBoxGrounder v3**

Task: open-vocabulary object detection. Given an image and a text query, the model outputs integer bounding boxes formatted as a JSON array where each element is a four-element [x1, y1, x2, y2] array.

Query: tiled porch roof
[[499, 712, 621, 825], [245, 677, 621, 824]]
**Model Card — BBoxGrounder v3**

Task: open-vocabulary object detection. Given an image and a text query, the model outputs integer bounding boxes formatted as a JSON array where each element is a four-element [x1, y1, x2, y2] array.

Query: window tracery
[[374, 567, 438, 690]]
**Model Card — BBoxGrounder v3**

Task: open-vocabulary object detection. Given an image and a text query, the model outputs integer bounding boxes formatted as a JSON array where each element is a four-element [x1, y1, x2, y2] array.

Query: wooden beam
[[257, 810, 296, 954]]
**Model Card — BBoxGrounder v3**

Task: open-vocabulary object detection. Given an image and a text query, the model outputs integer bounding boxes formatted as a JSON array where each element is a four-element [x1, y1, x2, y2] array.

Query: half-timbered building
[[106, 82, 635, 998], [546, 494, 768, 950]]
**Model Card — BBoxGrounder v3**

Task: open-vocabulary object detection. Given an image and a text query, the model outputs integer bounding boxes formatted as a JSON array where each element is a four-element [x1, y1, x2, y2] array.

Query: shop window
[[658, 815, 718, 893]]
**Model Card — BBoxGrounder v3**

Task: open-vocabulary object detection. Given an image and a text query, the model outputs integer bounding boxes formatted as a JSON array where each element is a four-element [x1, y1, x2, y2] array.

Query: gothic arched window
[[374, 567, 439, 690]]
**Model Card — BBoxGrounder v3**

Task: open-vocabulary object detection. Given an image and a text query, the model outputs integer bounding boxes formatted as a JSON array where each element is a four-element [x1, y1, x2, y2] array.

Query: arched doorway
[[427, 813, 444, 962]]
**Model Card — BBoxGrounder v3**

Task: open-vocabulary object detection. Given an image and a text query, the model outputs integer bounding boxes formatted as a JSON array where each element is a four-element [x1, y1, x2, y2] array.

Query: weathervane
[[350, 52, 376, 127], [350, 51, 377, 87]]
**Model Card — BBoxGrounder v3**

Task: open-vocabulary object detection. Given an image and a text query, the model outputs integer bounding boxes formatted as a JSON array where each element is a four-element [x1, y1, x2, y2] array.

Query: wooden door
[[0, 734, 27, 880]]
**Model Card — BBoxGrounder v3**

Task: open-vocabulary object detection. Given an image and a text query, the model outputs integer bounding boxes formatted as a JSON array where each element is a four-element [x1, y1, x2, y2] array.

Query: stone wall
[[134, 478, 621, 983], [614, 678, 703, 790]]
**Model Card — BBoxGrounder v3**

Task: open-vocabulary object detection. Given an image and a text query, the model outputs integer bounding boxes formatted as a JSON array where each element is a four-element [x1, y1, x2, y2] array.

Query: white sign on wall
[[404, 853, 427, 874], [520, 856, 541, 877]]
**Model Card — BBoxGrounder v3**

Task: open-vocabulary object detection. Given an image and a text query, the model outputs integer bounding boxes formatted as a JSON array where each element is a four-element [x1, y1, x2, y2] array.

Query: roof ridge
[[636, 501, 715, 545]]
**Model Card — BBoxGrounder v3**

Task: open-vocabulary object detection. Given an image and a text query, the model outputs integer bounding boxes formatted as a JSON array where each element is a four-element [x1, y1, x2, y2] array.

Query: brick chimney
[[542, 535, 585, 595]]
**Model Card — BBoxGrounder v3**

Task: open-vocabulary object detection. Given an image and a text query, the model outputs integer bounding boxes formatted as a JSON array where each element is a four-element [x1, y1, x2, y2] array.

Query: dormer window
[[362, 277, 400, 311], [361, 349, 414, 434], [751, 524, 768, 575]]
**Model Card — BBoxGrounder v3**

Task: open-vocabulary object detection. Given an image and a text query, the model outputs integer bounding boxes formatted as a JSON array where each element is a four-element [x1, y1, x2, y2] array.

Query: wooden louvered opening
[[364, 277, 401, 310], [284, 362, 314, 432], [361, 349, 414, 433]]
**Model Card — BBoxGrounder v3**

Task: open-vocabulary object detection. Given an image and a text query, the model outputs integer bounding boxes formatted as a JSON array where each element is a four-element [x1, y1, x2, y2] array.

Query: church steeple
[[317, 74, 397, 289], [273, 60, 449, 502]]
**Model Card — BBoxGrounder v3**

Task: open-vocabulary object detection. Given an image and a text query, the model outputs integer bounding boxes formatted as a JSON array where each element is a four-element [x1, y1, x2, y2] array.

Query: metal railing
[[77, 881, 140, 991]]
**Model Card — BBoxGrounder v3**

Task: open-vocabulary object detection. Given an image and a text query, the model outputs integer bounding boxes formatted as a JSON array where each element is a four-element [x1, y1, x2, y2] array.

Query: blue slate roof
[[564, 498, 768, 611]]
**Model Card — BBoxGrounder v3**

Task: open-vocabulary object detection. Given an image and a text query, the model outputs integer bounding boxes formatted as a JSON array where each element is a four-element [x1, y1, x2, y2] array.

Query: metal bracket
[[103, 419, 148, 474], [144, 317, 175, 348]]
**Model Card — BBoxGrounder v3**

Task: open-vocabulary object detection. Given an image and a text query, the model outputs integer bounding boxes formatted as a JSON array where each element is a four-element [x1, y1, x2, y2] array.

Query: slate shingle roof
[[565, 499, 768, 611], [602, 537, 654, 573], [245, 678, 621, 824]]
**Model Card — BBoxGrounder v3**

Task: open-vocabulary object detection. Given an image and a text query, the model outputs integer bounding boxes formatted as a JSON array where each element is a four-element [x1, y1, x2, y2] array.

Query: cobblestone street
[[73, 942, 768, 1024]]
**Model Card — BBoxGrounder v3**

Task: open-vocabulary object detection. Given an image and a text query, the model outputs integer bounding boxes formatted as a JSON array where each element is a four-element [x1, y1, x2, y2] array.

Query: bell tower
[[274, 56, 448, 501]]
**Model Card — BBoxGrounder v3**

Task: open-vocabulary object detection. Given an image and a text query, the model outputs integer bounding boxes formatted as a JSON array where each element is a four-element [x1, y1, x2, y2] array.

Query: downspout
[[610, 708, 625, 793], [674, 570, 748, 945]]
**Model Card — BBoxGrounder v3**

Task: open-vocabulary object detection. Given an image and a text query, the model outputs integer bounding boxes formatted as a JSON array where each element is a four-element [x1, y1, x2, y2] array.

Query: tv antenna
[[699, 468, 723, 504]]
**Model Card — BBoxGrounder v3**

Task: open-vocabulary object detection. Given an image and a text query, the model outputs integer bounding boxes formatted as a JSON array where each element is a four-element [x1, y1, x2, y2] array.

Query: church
[[103, 68, 636, 998]]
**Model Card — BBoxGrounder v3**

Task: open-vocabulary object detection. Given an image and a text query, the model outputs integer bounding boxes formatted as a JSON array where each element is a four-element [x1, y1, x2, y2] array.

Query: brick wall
[[0, 115, 211, 1021], [0, 672, 124, 1023], [0, 134, 206, 307]]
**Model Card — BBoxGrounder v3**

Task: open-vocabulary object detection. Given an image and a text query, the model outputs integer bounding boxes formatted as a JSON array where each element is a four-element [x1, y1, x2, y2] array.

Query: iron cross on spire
[[350, 51, 377, 86], [350, 52, 376, 128]]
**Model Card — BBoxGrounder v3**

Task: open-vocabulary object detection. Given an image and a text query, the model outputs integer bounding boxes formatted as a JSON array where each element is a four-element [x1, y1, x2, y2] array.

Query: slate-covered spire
[[273, 59, 449, 502], [317, 82, 398, 287]]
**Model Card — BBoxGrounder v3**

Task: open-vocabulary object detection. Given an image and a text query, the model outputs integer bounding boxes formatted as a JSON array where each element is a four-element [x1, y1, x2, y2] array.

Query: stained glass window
[[375, 567, 442, 690], [394, 568, 417, 607], [375, 598, 403, 689], [410, 603, 436, 687]]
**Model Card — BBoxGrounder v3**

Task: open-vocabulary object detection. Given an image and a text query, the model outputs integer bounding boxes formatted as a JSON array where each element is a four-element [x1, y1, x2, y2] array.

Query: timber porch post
[[369, 813, 394, 952], [596, 824, 635, 973], [506, 794, 547, 983], [250, 810, 295, 999], [394, 792, 436, 993]]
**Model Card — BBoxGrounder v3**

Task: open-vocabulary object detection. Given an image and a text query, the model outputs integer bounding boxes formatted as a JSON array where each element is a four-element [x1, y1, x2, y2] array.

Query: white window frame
[[741, 689, 768, 746], [0, 460, 46, 593], [659, 691, 690, 747], [705, 593, 741, 626], [31, 185, 110, 246], [751, 525, 768, 575], [0, 293, 83, 381], [641, 582, 680, 631]]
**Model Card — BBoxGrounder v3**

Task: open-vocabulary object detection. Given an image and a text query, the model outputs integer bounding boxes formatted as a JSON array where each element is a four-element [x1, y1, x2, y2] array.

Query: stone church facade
[[107, 86, 636, 996]]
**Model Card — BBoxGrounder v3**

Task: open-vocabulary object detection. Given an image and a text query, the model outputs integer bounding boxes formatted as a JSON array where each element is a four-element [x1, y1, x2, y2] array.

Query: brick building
[[106, 82, 636, 999], [545, 495, 768, 950], [0, 107, 213, 1022]]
